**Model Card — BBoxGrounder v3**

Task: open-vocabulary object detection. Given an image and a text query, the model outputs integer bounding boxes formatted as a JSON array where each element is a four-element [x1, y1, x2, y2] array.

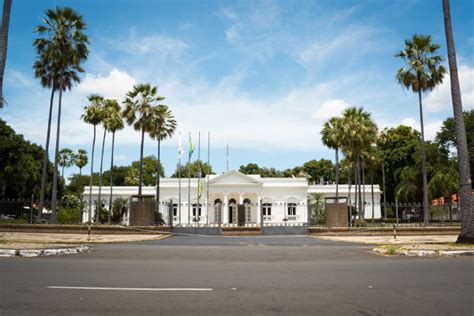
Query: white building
[[82, 170, 382, 226]]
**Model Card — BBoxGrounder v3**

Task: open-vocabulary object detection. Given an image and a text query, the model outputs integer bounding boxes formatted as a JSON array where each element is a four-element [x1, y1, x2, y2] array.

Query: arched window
[[192, 203, 202, 221], [229, 198, 237, 224], [287, 203, 297, 221], [263, 203, 272, 221], [244, 198, 252, 222], [214, 199, 222, 223]]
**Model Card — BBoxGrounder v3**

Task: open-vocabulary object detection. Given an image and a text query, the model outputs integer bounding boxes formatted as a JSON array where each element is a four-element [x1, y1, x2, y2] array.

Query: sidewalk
[[314, 235, 474, 257], [0, 232, 168, 246]]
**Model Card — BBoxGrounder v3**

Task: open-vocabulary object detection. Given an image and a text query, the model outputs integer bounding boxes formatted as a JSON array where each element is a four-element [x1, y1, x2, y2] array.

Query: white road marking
[[47, 286, 213, 291]]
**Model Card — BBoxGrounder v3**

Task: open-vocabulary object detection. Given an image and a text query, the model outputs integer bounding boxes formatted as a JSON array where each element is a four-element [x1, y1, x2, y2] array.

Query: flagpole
[[206, 131, 210, 225], [188, 132, 191, 226], [226, 144, 229, 172], [178, 132, 182, 226], [178, 160, 181, 225], [197, 131, 201, 227]]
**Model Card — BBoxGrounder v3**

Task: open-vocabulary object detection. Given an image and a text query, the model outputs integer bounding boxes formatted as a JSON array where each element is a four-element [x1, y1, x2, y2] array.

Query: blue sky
[[2, 0, 473, 181]]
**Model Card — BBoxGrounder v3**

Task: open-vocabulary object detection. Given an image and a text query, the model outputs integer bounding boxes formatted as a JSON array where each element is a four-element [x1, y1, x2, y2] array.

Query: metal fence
[[0, 197, 461, 227]]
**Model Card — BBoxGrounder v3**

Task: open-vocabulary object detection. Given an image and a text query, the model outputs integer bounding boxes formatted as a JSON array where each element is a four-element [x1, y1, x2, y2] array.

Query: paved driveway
[[0, 235, 472, 315]]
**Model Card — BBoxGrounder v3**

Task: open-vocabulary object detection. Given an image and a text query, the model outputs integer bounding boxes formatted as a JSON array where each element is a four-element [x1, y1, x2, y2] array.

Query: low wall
[[172, 226, 222, 235], [309, 226, 461, 236], [262, 226, 309, 235], [0, 224, 172, 235]]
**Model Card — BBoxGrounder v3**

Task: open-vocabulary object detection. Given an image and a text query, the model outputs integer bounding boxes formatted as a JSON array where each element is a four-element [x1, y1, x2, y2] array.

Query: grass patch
[[0, 239, 7, 244], [384, 245, 398, 255]]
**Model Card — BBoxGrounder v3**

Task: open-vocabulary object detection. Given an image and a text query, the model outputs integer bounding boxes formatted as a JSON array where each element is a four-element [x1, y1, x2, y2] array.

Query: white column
[[256, 193, 260, 224], [239, 192, 243, 205], [223, 193, 228, 224]]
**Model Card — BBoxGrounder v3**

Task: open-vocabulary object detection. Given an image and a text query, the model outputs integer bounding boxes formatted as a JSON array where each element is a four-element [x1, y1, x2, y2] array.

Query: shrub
[[385, 245, 398, 255], [354, 219, 367, 227]]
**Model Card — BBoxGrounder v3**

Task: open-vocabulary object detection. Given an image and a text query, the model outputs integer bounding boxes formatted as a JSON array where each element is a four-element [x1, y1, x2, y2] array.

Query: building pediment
[[209, 170, 262, 185]]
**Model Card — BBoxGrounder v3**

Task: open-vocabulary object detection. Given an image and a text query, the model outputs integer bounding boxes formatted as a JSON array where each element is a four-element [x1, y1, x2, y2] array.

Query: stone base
[[129, 201, 155, 226], [325, 203, 349, 228]]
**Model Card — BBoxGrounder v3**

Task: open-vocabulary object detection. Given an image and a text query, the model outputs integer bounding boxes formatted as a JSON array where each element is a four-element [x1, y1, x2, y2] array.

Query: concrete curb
[[373, 247, 474, 257], [0, 245, 90, 258]]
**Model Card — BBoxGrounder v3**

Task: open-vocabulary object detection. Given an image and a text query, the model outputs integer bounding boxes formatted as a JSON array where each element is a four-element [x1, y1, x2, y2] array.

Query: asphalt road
[[0, 235, 472, 315]]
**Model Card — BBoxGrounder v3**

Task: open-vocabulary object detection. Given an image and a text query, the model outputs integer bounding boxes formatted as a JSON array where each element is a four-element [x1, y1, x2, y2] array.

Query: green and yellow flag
[[189, 134, 195, 158]]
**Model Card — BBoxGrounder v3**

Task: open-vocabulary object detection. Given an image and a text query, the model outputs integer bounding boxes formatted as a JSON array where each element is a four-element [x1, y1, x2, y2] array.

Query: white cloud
[[312, 99, 350, 120], [77, 68, 137, 100], [388, 117, 442, 141], [425, 64, 474, 112]]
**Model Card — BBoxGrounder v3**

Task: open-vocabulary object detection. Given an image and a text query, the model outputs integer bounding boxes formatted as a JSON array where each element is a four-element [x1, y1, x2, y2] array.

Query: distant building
[[82, 170, 382, 226]]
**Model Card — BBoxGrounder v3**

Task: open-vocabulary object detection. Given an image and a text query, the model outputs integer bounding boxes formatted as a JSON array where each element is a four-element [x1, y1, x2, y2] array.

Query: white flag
[[177, 132, 183, 161]]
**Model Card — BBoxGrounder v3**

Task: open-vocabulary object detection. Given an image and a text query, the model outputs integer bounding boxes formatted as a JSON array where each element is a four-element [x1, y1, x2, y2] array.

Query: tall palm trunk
[[0, 0, 12, 107], [88, 125, 96, 224], [156, 139, 161, 202], [38, 88, 55, 223], [348, 166, 352, 227], [443, 0, 473, 243], [382, 160, 387, 219], [362, 158, 366, 218], [354, 164, 358, 220], [61, 166, 65, 179], [108, 131, 115, 224], [97, 128, 106, 223], [138, 129, 145, 197], [371, 172, 375, 222], [51, 78, 64, 224], [335, 148, 339, 199], [357, 153, 363, 220], [417, 89, 430, 224]]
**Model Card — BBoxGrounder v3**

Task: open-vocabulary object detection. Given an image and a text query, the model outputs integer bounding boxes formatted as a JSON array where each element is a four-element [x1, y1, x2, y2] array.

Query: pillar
[[223, 193, 228, 224]]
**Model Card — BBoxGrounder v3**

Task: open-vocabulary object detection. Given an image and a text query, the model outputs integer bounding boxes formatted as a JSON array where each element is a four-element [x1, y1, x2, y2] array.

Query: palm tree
[[321, 117, 343, 199], [429, 170, 458, 225], [103, 99, 124, 224], [340, 107, 377, 220], [442, 0, 473, 243], [396, 34, 446, 224], [96, 98, 110, 222], [58, 148, 75, 179], [0, 0, 12, 108], [149, 105, 176, 207], [82, 94, 104, 224], [33, 13, 86, 224], [123, 83, 163, 197], [34, 7, 89, 223], [366, 146, 382, 222], [75, 149, 88, 176]]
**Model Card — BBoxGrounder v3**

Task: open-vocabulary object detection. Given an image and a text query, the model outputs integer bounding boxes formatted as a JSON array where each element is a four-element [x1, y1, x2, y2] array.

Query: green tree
[[34, 7, 89, 223], [302, 159, 335, 184], [429, 170, 458, 223], [376, 125, 420, 202], [442, 0, 473, 242], [125, 156, 164, 186], [0, 0, 12, 108], [75, 148, 88, 176], [103, 99, 124, 223], [340, 107, 377, 220], [149, 105, 176, 204], [82, 94, 104, 223], [0, 119, 59, 199], [172, 160, 212, 178], [123, 83, 162, 197], [396, 34, 446, 224], [321, 117, 343, 198], [58, 148, 75, 179], [33, 8, 88, 223], [436, 110, 473, 181]]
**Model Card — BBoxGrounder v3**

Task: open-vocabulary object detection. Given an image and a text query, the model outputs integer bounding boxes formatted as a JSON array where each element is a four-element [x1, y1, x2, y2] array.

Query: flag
[[189, 134, 195, 157], [177, 132, 183, 161]]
